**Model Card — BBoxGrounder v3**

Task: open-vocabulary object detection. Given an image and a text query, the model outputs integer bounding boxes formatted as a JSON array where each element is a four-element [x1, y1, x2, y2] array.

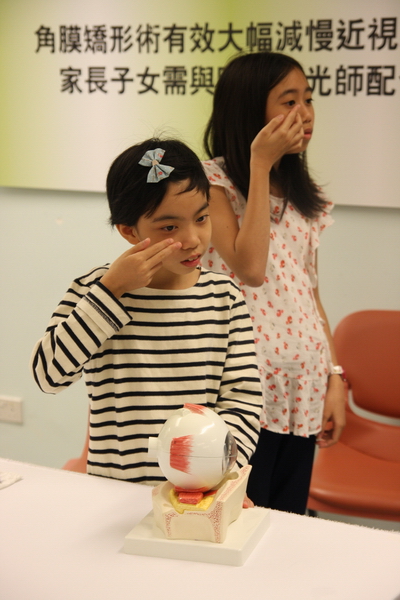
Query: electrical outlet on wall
[[0, 396, 23, 424]]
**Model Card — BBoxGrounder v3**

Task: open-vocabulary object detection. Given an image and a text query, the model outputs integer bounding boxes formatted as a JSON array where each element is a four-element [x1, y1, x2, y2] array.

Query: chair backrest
[[333, 310, 400, 419]]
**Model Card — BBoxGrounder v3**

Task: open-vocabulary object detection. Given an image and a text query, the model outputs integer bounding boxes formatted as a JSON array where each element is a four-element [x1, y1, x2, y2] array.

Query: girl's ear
[[115, 224, 140, 245]]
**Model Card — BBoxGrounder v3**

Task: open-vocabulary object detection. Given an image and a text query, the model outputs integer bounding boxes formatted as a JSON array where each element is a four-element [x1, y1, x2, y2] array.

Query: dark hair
[[204, 51, 326, 219], [107, 138, 210, 226]]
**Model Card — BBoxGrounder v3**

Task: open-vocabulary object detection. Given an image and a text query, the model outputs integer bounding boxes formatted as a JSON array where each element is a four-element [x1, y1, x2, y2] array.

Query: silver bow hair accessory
[[138, 148, 175, 183]]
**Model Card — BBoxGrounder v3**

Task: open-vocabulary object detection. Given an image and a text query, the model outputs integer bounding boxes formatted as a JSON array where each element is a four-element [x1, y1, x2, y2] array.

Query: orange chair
[[308, 310, 400, 521]]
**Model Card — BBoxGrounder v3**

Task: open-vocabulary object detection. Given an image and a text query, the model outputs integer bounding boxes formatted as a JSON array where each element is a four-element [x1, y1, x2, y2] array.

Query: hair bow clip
[[138, 148, 174, 183]]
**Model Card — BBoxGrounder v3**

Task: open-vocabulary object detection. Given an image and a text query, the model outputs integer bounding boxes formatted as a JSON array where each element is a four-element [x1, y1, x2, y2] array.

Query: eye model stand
[[123, 405, 270, 566], [123, 465, 270, 566]]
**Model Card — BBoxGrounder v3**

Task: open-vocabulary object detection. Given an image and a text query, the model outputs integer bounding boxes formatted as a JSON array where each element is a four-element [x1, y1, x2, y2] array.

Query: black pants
[[247, 428, 316, 515]]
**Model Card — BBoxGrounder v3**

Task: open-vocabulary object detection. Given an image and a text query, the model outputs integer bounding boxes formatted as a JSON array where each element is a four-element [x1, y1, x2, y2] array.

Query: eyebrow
[[278, 86, 313, 99], [151, 201, 209, 223]]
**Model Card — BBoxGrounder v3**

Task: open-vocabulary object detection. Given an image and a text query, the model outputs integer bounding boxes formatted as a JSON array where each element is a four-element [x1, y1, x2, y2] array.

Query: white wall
[[0, 185, 399, 468]]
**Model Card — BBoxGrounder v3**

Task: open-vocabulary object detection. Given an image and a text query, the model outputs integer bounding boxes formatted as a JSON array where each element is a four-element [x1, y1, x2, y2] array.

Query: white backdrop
[[0, 0, 399, 207]]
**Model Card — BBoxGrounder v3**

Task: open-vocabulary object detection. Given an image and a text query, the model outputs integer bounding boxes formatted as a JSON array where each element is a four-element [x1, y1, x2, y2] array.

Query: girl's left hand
[[317, 375, 346, 448]]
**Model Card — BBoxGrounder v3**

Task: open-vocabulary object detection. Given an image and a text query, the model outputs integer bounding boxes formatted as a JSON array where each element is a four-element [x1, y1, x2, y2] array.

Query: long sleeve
[[31, 267, 131, 394]]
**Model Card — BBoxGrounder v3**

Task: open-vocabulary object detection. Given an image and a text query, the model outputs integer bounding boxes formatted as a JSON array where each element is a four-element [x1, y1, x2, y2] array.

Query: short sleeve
[[202, 158, 233, 195]]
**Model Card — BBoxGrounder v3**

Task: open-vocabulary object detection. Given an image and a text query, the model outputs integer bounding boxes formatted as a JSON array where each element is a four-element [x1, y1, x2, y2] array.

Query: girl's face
[[130, 180, 211, 289], [265, 68, 314, 153]]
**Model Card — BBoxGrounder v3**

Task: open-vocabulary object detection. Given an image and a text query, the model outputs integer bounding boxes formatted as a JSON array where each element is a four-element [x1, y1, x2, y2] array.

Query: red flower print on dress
[[286, 316, 293, 324], [208, 260, 213, 268]]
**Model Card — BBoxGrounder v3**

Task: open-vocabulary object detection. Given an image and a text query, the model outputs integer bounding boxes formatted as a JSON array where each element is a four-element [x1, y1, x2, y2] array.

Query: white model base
[[123, 507, 270, 566]]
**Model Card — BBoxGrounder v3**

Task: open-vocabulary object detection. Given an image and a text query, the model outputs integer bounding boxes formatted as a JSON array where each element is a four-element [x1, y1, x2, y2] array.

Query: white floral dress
[[202, 157, 334, 437]]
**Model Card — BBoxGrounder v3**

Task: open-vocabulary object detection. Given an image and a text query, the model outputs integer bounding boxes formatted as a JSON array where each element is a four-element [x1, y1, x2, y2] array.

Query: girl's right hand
[[250, 106, 304, 170], [100, 238, 182, 298]]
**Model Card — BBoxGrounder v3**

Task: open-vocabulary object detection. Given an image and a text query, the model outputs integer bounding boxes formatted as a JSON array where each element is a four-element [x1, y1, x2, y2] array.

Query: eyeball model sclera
[[148, 404, 237, 491]]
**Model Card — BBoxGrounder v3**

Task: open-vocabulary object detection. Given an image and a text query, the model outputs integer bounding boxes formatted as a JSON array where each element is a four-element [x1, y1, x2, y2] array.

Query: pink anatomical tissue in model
[[148, 403, 252, 543]]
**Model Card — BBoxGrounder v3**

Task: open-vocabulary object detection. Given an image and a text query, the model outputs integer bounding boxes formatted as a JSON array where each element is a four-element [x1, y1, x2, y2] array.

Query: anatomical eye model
[[148, 403, 237, 502]]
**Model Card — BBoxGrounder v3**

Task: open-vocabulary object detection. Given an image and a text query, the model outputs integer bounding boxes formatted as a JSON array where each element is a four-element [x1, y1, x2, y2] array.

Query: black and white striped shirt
[[31, 267, 262, 484]]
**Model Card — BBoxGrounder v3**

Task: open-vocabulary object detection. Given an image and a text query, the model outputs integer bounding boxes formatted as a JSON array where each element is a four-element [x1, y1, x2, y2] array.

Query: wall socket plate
[[0, 396, 23, 424]]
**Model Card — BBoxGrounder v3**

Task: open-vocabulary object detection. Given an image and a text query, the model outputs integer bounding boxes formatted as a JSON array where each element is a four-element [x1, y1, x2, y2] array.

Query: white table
[[1, 458, 400, 600]]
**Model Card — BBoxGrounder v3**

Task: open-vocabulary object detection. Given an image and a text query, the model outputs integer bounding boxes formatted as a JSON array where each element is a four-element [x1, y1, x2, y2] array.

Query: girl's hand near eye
[[250, 106, 304, 171], [100, 238, 182, 298]]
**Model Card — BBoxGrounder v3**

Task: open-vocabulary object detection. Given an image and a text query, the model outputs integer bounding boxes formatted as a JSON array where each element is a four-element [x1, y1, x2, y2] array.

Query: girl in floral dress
[[202, 51, 346, 514]]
